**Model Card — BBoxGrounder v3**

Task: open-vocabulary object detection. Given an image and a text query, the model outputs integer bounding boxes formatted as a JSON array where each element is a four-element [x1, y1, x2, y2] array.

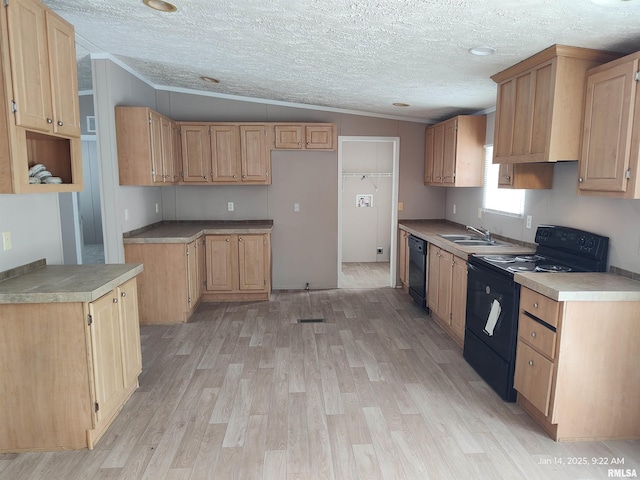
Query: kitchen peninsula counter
[[123, 220, 273, 244], [0, 261, 143, 304], [514, 271, 640, 302]]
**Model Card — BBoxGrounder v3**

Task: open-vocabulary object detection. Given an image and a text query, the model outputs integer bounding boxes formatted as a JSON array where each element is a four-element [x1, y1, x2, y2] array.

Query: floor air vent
[[298, 318, 325, 323]]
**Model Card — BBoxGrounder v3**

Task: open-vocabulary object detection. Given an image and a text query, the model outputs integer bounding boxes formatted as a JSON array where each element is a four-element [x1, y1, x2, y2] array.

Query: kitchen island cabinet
[[0, 0, 83, 193], [0, 263, 143, 452], [491, 44, 619, 165], [513, 275, 640, 441], [579, 50, 640, 198]]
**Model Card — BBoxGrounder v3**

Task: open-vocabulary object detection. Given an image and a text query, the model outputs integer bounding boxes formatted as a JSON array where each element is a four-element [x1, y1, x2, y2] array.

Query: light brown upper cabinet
[[0, 0, 82, 193], [115, 106, 177, 186], [273, 123, 336, 150], [498, 163, 554, 190], [181, 123, 272, 185], [579, 50, 640, 198], [491, 45, 620, 165], [424, 115, 486, 187]]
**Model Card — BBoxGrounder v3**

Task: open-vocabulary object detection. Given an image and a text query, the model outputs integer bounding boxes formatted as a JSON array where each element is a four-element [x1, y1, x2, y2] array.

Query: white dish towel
[[484, 299, 501, 336]]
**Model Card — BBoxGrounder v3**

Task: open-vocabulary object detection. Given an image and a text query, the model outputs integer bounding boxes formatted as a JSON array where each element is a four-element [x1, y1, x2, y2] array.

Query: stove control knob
[[587, 238, 596, 249], [578, 236, 586, 247]]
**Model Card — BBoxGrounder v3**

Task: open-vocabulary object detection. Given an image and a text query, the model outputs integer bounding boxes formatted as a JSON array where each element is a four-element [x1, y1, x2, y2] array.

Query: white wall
[[445, 112, 640, 274], [0, 193, 63, 271]]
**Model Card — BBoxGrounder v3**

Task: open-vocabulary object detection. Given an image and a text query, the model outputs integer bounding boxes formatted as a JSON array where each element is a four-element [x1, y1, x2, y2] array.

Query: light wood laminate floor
[[1, 288, 638, 479], [340, 262, 390, 288]]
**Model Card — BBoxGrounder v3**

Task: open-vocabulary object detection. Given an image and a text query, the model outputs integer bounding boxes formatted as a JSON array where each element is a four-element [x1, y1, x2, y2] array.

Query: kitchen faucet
[[466, 225, 492, 242]]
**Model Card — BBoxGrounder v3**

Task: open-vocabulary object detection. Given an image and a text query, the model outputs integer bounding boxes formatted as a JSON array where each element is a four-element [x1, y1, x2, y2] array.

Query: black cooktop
[[469, 225, 609, 277]]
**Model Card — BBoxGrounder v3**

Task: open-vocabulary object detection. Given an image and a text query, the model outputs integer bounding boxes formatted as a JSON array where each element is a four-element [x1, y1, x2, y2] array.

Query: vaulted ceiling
[[46, 0, 640, 122]]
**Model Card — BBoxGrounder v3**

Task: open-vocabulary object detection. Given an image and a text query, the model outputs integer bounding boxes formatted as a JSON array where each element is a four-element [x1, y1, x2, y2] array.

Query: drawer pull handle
[[528, 360, 534, 366], [533, 302, 538, 308], [531, 331, 536, 338]]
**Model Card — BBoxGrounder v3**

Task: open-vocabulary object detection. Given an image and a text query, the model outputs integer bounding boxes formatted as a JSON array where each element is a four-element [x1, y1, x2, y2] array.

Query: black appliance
[[408, 235, 427, 310], [463, 225, 609, 401]]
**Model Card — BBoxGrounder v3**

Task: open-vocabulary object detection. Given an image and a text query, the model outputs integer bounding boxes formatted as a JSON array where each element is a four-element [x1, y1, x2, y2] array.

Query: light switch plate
[[227, 202, 234, 212], [294, 203, 300, 212], [526, 215, 532, 229]]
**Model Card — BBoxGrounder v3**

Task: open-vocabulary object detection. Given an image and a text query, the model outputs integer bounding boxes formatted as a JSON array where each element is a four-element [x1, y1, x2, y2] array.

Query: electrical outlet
[[453, 204, 456, 215], [477, 208, 483, 219], [294, 203, 300, 213], [2, 231, 12, 251], [227, 202, 234, 212], [155, 203, 159, 214], [377, 247, 383, 254], [124, 209, 129, 221], [526, 215, 532, 229], [398, 201, 404, 212]]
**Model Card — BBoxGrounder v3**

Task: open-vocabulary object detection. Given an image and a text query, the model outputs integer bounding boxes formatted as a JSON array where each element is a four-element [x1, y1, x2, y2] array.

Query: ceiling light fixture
[[201, 76, 220, 84], [591, 0, 638, 5], [143, 0, 177, 12], [392, 102, 410, 107], [468, 46, 497, 56]]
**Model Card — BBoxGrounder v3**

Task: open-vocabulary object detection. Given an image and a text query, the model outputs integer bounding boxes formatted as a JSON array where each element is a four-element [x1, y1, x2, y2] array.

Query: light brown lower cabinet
[[398, 229, 409, 291], [0, 277, 142, 452], [124, 238, 205, 324], [427, 244, 467, 346], [204, 233, 271, 301], [514, 286, 640, 441]]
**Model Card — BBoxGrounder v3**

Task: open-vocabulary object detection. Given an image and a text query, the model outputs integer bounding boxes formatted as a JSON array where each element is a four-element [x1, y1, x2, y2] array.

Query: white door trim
[[337, 136, 400, 288]]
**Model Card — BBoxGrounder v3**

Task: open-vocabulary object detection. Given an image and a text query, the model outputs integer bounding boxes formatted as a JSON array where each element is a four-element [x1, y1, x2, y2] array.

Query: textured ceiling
[[45, 0, 640, 122]]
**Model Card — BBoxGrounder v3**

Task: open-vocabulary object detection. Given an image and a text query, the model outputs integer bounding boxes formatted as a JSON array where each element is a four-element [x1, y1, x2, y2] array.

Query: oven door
[[464, 262, 519, 362]]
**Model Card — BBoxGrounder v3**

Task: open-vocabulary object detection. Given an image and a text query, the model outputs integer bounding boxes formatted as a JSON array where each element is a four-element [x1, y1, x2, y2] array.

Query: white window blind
[[482, 145, 525, 216]]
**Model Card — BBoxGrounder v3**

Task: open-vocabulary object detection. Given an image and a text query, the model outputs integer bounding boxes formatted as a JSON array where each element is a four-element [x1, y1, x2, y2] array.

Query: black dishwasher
[[408, 235, 427, 310]]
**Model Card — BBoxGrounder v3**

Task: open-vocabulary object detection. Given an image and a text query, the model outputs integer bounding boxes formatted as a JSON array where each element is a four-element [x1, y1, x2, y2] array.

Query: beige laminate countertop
[[398, 219, 534, 259], [123, 220, 274, 244], [0, 263, 143, 304], [515, 272, 640, 302]]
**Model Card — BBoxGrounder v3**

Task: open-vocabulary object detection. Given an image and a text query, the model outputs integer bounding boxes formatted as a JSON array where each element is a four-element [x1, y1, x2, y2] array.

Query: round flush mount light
[[591, 0, 638, 5], [143, 0, 177, 12], [469, 46, 497, 56], [200, 76, 220, 84], [392, 102, 410, 107]]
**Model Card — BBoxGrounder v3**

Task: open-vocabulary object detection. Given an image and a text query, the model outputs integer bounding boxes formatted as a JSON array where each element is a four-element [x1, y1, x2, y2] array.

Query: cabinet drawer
[[518, 313, 557, 359], [520, 287, 560, 327], [514, 341, 554, 417]]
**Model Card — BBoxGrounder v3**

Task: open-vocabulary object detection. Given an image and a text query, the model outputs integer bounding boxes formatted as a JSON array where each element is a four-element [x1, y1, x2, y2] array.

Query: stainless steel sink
[[438, 234, 477, 241], [453, 239, 503, 246]]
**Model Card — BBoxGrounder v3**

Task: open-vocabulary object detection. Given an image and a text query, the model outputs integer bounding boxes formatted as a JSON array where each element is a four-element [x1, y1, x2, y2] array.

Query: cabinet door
[[149, 112, 163, 184], [427, 245, 440, 312], [160, 116, 174, 183], [450, 256, 467, 340], [442, 118, 457, 184], [305, 125, 334, 149], [494, 78, 516, 160], [579, 59, 637, 193], [205, 235, 238, 291], [437, 250, 453, 322], [274, 125, 303, 149], [186, 240, 198, 309], [424, 127, 434, 184], [238, 235, 268, 291], [6, 0, 53, 132], [45, 10, 80, 137], [181, 125, 211, 182], [171, 121, 182, 183], [240, 125, 269, 182], [88, 291, 124, 425], [432, 124, 445, 183], [514, 341, 554, 416], [210, 125, 240, 182], [196, 236, 206, 299], [117, 278, 142, 389], [498, 163, 514, 187]]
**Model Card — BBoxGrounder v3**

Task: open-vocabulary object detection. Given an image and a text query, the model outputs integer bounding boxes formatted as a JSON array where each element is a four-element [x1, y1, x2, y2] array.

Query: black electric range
[[463, 225, 609, 401]]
